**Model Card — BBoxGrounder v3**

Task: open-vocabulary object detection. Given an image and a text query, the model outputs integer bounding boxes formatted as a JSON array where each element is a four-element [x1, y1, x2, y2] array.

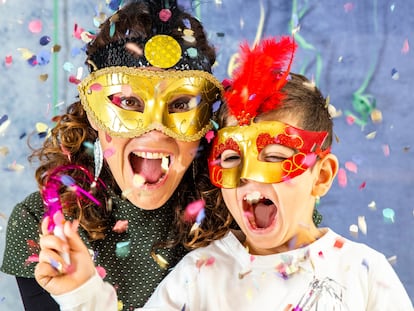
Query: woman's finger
[[38, 233, 67, 254]]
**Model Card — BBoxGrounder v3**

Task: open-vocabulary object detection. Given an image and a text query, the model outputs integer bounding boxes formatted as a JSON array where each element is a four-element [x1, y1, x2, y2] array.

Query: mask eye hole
[[258, 144, 295, 163], [168, 95, 201, 113], [108, 94, 145, 112], [219, 149, 241, 168]]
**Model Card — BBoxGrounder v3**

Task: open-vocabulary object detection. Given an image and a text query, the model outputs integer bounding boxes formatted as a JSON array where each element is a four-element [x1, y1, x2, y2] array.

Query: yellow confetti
[[39, 74, 48, 82], [0, 146, 9, 156], [151, 253, 169, 269], [358, 216, 367, 235], [365, 131, 376, 139], [17, 48, 34, 60], [35, 122, 49, 133]]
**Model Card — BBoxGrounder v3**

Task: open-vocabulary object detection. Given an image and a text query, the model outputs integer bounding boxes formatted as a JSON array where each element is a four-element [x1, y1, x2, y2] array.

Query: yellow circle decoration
[[144, 35, 182, 68]]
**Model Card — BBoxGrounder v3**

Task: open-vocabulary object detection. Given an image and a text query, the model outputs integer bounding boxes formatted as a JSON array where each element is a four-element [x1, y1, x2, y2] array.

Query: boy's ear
[[312, 153, 339, 197]]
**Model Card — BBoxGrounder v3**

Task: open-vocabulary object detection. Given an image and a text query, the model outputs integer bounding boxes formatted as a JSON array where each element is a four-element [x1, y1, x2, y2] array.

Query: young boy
[[138, 36, 413, 310], [34, 37, 413, 310]]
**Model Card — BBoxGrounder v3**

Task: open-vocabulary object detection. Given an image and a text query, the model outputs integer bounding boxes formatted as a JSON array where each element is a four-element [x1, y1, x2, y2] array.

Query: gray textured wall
[[0, 1, 413, 309]]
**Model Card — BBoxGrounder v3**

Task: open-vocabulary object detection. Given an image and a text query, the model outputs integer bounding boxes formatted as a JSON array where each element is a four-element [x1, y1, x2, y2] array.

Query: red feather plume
[[224, 36, 297, 125]]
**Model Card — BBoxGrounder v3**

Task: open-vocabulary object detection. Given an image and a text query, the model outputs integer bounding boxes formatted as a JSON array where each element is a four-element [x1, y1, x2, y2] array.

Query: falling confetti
[[401, 39, 409, 54], [344, 161, 357, 173], [382, 208, 395, 223], [28, 19, 42, 33], [337, 168, 347, 188], [358, 216, 367, 235]]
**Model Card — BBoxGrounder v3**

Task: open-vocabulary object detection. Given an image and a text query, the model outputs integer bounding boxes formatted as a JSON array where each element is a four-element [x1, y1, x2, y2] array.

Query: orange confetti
[[333, 237, 345, 249]]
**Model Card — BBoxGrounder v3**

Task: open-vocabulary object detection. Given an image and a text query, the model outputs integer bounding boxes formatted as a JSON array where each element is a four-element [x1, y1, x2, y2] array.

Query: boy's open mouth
[[128, 151, 171, 186], [243, 191, 277, 229]]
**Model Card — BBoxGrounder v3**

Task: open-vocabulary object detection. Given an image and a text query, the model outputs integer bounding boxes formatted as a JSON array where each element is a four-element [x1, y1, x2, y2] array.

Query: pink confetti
[[337, 168, 347, 188], [89, 83, 102, 91], [4, 55, 12, 67], [112, 220, 129, 233], [346, 115, 355, 125], [205, 130, 215, 143], [96, 266, 107, 278], [382, 144, 390, 157], [28, 19, 43, 33], [344, 161, 358, 173], [205, 256, 215, 266], [318, 251, 324, 258], [73, 23, 85, 39], [103, 147, 115, 158], [359, 181, 366, 190], [401, 39, 409, 54], [184, 199, 205, 222], [343, 2, 355, 12], [68, 75, 81, 85], [105, 133, 112, 143]]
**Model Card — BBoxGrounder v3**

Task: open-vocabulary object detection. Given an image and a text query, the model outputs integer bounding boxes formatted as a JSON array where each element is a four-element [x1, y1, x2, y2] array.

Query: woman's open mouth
[[128, 151, 171, 187], [243, 191, 278, 230]]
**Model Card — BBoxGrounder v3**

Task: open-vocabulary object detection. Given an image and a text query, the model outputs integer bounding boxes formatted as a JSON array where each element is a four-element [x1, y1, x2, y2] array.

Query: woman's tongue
[[254, 202, 276, 228], [133, 158, 163, 184]]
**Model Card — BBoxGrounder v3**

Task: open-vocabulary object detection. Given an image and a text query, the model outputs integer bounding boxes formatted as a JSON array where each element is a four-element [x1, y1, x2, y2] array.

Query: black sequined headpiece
[[87, 0, 212, 72]]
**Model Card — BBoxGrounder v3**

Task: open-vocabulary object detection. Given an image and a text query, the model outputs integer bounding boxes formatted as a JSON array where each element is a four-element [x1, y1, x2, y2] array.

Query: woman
[[1, 1, 232, 310]]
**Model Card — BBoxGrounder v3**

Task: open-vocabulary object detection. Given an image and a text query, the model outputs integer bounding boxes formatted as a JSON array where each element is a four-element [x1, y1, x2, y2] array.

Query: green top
[[1, 191, 187, 310]]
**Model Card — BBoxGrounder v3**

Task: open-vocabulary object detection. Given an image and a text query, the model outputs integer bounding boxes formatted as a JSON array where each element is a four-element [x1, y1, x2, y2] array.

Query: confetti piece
[[387, 255, 397, 265], [115, 241, 131, 258], [365, 131, 376, 139], [401, 39, 409, 54], [382, 144, 390, 157], [39, 74, 48, 82], [96, 266, 107, 278], [358, 216, 367, 235], [370, 109, 382, 123], [0, 146, 9, 156], [39, 35, 51, 46], [17, 48, 35, 60], [184, 199, 205, 222], [35, 122, 49, 133], [361, 258, 369, 270], [68, 75, 81, 84], [103, 147, 115, 158], [359, 181, 366, 190], [337, 168, 347, 188], [382, 208, 395, 223], [333, 237, 345, 249], [63, 62, 75, 72], [152, 253, 168, 269], [112, 220, 129, 233], [4, 55, 12, 67], [87, 83, 103, 93], [391, 68, 399, 80], [344, 161, 357, 173], [7, 161, 24, 171], [344, 2, 355, 12], [349, 224, 358, 238], [28, 19, 42, 33], [368, 201, 376, 210], [205, 130, 215, 143]]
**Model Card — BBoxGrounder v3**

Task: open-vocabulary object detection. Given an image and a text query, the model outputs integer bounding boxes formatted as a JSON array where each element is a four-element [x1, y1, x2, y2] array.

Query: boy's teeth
[[245, 191, 261, 204]]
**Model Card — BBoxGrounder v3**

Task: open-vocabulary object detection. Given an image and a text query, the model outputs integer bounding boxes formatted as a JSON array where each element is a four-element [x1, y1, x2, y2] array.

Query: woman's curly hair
[[29, 1, 234, 252]]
